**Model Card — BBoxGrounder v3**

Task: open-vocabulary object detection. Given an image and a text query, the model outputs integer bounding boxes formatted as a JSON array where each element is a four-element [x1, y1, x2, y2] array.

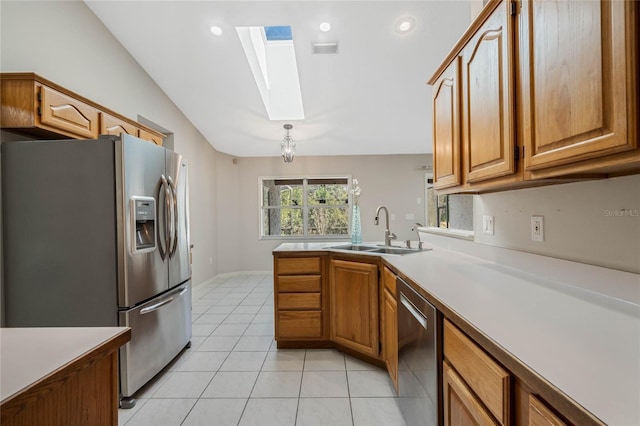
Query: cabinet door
[[520, 0, 638, 173], [444, 361, 499, 426], [139, 128, 164, 146], [330, 259, 379, 357], [100, 112, 138, 137], [528, 395, 567, 426], [432, 58, 462, 189], [39, 85, 99, 139], [383, 288, 398, 392], [462, 0, 516, 184]]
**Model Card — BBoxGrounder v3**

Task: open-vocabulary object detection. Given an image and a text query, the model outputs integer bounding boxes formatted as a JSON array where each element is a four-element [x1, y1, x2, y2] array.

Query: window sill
[[417, 226, 474, 241]]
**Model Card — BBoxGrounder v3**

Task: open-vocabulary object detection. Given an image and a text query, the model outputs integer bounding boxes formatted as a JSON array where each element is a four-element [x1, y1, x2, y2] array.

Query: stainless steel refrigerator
[[2, 134, 192, 407]]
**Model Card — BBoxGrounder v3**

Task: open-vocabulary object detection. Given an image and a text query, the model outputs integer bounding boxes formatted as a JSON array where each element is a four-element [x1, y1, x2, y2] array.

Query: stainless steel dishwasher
[[397, 277, 441, 426]]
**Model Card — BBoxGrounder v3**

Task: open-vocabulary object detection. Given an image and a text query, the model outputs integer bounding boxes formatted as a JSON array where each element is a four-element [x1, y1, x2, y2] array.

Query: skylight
[[264, 26, 292, 41], [236, 25, 304, 121]]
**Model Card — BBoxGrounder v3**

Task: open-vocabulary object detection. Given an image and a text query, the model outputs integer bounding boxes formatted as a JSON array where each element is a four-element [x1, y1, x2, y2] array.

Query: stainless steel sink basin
[[328, 244, 430, 255]]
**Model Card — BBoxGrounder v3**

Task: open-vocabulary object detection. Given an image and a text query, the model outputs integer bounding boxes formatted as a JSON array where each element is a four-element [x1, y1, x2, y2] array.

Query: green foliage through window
[[261, 177, 350, 238]]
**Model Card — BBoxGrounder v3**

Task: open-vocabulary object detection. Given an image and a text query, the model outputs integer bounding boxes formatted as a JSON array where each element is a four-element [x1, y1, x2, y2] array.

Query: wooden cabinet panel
[[138, 128, 164, 146], [520, 0, 638, 174], [462, 0, 516, 184], [433, 58, 462, 189], [274, 255, 327, 343], [330, 259, 379, 357], [100, 112, 138, 137], [39, 85, 99, 139], [444, 320, 510, 425], [529, 395, 567, 426], [444, 361, 499, 426], [382, 266, 397, 294], [277, 275, 321, 292], [277, 311, 322, 339], [277, 257, 322, 275], [278, 293, 321, 310], [0, 78, 36, 128], [381, 266, 398, 391], [383, 288, 398, 392]]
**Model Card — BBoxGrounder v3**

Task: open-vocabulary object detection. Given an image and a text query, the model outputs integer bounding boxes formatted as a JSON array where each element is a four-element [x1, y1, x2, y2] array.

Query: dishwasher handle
[[400, 292, 428, 330]]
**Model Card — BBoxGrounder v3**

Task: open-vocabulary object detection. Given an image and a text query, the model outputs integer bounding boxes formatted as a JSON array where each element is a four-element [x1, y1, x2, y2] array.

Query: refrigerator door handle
[[140, 297, 174, 315], [158, 175, 171, 260], [167, 176, 179, 258], [140, 284, 188, 315]]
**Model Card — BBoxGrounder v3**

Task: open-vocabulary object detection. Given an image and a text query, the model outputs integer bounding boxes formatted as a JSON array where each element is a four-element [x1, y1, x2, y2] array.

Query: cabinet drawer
[[444, 361, 498, 426], [277, 275, 321, 292], [444, 320, 510, 425], [39, 85, 99, 139], [100, 112, 138, 137], [278, 293, 321, 310], [277, 257, 322, 275], [138, 128, 164, 146], [382, 266, 396, 295], [529, 395, 566, 426], [277, 311, 322, 338]]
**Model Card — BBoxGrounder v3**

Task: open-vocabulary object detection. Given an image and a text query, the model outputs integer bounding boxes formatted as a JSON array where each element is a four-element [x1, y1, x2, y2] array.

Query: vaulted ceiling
[[86, 1, 471, 157]]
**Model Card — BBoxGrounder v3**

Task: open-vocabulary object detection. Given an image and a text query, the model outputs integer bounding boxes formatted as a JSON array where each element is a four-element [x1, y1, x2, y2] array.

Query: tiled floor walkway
[[118, 273, 406, 426]]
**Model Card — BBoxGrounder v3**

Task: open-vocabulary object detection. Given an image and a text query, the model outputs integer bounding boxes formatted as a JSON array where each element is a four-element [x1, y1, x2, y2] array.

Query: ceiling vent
[[312, 42, 339, 54]]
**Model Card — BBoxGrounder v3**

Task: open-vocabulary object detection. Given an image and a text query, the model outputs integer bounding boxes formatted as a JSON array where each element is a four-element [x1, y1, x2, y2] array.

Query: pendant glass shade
[[281, 124, 295, 163]]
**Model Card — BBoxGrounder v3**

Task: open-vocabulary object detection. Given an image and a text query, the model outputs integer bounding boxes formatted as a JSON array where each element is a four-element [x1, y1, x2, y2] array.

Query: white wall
[[0, 0, 219, 285], [474, 175, 640, 274], [216, 153, 431, 272]]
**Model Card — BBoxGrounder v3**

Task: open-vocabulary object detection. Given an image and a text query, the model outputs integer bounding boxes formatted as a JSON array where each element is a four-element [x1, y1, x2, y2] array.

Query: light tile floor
[[118, 273, 406, 426]]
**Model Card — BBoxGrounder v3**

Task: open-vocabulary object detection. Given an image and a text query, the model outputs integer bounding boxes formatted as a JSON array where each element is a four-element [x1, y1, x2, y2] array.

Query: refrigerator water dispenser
[[131, 196, 156, 254]]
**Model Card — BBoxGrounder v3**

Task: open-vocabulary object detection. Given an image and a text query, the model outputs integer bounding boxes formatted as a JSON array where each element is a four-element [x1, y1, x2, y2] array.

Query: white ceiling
[[85, 1, 472, 158]]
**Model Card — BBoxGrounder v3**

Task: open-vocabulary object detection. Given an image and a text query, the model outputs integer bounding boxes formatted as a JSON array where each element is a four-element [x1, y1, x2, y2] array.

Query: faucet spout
[[374, 206, 396, 246]]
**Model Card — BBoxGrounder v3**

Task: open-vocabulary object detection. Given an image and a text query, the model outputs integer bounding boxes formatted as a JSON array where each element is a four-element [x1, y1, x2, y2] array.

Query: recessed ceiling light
[[394, 17, 415, 34], [210, 25, 223, 36], [319, 22, 331, 32]]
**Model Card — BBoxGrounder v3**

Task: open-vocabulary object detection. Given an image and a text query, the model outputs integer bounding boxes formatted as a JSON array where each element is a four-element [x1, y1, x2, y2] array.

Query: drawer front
[[39, 85, 99, 139], [278, 293, 321, 310], [278, 275, 321, 292], [277, 257, 322, 275], [528, 395, 567, 426], [277, 311, 322, 339], [383, 266, 396, 295], [100, 112, 138, 137], [139, 128, 164, 146], [444, 320, 510, 425]]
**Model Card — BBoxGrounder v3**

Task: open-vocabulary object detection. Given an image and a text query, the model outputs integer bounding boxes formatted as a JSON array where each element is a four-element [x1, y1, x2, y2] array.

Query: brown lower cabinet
[[274, 253, 328, 343], [272, 251, 598, 426], [382, 266, 398, 392], [329, 258, 379, 358]]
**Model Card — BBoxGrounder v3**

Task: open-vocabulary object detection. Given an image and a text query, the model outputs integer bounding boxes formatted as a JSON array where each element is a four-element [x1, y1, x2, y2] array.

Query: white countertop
[[0, 327, 130, 403], [274, 237, 640, 425]]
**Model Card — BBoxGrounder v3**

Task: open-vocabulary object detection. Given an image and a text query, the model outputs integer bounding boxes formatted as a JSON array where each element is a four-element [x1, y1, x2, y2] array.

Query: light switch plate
[[531, 216, 544, 242], [482, 215, 494, 235]]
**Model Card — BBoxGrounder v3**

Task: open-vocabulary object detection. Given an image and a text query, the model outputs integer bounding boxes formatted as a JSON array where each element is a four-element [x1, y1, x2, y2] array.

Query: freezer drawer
[[118, 282, 192, 398]]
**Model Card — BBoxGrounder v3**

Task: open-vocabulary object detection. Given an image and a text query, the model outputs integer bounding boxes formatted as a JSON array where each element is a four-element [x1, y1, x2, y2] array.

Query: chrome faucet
[[411, 223, 424, 249], [374, 206, 397, 247]]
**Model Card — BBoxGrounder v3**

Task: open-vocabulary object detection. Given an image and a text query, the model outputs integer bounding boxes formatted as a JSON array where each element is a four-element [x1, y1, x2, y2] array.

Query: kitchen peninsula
[[0, 327, 131, 426], [272, 236, 640, 426]]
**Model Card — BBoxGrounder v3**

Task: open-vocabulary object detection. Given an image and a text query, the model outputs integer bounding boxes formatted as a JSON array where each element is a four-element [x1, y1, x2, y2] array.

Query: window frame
[[258, 175, 354, 241]]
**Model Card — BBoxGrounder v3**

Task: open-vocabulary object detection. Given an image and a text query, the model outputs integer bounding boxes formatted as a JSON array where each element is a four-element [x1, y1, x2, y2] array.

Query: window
[[260, 177, 351, 239], [425, 174, 473, 231]]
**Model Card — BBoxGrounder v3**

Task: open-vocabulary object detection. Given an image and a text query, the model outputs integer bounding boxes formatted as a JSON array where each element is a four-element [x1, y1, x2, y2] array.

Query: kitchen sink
[[328, 244, 430, 255]]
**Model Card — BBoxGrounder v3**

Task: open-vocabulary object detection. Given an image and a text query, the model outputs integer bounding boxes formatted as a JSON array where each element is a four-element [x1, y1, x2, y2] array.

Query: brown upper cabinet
[[1, 73, 165, 146], [429, 0, 639, 193]]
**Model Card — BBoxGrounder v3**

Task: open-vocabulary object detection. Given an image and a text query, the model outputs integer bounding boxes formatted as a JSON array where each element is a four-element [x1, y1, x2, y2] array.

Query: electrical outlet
[[390, 213, 396, 221], [531, 216, 544, 242], [482, 215, 494, 235]]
